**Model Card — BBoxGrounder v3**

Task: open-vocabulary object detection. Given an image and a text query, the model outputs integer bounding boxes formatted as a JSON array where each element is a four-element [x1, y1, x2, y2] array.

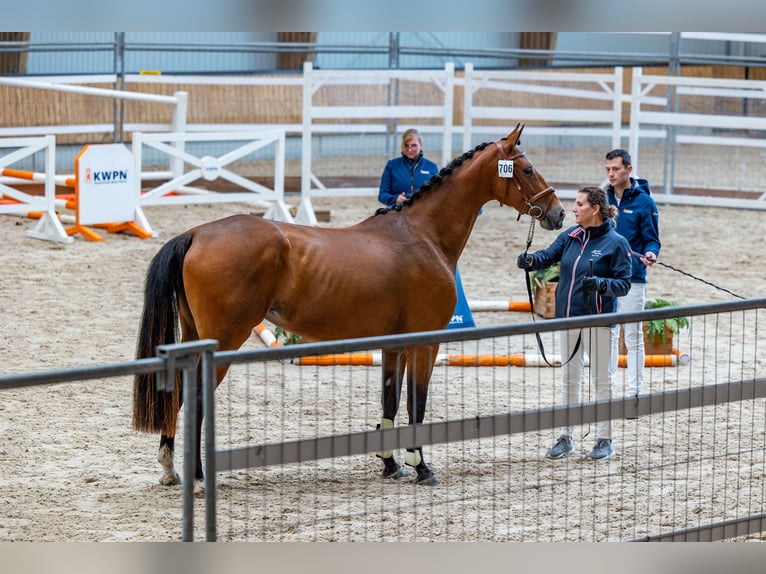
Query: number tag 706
[[497, 160, 514, 178]]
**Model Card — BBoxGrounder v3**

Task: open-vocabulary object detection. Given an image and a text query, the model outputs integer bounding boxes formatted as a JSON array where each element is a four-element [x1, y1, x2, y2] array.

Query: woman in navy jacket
[[518, 186, 632, 460], [378, 128, 439, 207]]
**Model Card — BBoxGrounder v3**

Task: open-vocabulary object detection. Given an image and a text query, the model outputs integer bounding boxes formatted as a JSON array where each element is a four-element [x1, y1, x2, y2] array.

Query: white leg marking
[[158, 444, 180, 486]]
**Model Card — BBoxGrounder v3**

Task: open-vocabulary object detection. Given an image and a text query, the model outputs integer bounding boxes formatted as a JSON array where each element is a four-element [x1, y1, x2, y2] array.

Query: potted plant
[[620, 298, 689, 355], [642, 298, 689, 354], [530, 263, 559, 319], [273, 326, 303, 345]]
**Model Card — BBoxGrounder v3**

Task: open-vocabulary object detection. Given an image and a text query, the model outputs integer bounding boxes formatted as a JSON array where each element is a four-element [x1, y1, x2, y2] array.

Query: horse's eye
[[523, 166, 534, 176]]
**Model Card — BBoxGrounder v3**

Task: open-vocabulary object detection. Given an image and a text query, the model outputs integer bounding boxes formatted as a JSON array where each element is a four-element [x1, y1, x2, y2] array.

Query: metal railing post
[[202, 344, 218, 541], [156, 339, 218, 542]]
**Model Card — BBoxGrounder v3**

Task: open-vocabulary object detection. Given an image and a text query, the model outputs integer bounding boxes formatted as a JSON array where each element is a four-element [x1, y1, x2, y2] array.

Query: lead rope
[[629, 250, 745, 299], [522, 218, 581, 368]]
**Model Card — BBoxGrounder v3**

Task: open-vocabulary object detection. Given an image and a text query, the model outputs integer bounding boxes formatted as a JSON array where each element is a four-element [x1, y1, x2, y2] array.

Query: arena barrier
[[291, 350, 690, 368], [6, 65, 766, 221]]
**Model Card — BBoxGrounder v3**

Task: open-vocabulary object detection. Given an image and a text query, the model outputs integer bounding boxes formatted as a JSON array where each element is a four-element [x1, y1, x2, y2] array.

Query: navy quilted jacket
[[378, 153, 440, 207], [528, 221, 632, 318], [606, 177, 661, 284]]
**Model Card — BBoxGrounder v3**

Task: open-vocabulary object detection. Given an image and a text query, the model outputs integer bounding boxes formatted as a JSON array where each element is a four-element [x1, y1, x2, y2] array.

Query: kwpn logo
[[89, 167, 129, 184]]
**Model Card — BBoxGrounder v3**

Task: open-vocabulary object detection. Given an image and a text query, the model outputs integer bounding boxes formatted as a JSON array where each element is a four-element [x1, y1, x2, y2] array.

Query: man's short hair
[[605, 148, 632, 167]]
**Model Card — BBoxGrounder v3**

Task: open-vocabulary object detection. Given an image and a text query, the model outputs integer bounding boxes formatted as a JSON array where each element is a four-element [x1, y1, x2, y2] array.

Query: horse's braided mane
[[374, 140, 493, 216]]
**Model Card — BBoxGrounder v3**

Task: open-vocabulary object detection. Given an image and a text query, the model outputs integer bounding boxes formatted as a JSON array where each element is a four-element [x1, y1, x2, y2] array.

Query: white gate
[[133, 130, 293, 223], [628, 67, 766, 209], [0, 135, 72, 244]]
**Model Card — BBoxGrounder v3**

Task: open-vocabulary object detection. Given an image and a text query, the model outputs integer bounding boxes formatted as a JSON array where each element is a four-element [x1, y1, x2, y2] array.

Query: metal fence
[[205, 299, 766, 542], [3, 298, 763, 541]]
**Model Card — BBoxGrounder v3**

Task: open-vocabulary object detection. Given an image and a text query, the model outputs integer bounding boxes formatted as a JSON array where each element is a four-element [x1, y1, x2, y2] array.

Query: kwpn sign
[[76, 144, 136, 225], [70, 144, 151, 241]]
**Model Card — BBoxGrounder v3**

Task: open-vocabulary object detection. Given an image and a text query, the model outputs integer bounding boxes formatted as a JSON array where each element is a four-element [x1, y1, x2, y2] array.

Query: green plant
[[273, 326, 303, 345], [530, 262, 560, 289], [643, 298, 689, 340]]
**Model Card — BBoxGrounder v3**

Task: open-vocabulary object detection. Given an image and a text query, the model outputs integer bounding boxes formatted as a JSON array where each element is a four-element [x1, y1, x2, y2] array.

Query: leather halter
[[494, 140, 556, 221]]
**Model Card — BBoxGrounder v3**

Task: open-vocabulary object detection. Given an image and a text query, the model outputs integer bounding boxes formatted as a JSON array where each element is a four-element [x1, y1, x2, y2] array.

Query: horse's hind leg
[[378, 349, 407, 479], [156, 432, 203, 496], [404, 344, 440, 486], [157, 357, 218, 497], [158, 435, 180, 486]]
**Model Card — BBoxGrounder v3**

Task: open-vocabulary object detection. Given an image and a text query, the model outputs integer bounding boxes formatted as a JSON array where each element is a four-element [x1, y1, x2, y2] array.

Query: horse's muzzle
[[540, 203, 566, 231]]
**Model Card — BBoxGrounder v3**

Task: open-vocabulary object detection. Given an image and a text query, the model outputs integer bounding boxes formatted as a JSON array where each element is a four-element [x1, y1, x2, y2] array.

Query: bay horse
[[133, 124, 565, 493]]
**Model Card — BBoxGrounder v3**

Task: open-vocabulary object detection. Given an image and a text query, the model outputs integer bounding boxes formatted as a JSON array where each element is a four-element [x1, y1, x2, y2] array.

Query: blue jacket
[[378, 153, 440, 207], [528, 221, 632, 318], [606, 177, 661, 284]]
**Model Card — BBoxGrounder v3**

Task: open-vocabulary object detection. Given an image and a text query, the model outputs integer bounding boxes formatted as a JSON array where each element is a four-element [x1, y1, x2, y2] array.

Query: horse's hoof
[[382, 466, 407, 480], [159, 471, 180, 486], [193, 479, 205, 498], [415, 471, 440, 486], [381, 456, 407, 480]]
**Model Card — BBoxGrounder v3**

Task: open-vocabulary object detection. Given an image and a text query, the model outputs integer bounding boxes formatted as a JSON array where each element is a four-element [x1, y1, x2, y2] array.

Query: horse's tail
[[132, 233, 194, 434]]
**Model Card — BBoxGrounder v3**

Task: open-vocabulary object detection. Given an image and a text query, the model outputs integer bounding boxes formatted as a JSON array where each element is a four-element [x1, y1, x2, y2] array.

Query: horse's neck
[[406, 179, 488, 264]]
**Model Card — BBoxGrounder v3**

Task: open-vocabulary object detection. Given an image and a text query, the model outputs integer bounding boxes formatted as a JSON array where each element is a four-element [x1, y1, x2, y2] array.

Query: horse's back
[[179, 213, 457, 344]]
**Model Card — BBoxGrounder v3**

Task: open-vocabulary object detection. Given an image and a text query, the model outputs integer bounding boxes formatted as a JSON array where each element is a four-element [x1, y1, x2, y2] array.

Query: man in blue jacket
[[378, 128, 475, 329], [604, 148, 661, 398]]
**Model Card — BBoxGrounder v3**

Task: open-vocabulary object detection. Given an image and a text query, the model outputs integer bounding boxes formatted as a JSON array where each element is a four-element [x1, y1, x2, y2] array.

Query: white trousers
[[613, 283, 647, 396], [559, 325, 616, 441]]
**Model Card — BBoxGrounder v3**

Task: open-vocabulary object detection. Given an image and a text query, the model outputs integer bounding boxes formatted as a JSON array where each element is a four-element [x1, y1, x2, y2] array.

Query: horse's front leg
[[193, 395, 205, 497], [404, 344, 440, 486], [378, 349, 407, 480]]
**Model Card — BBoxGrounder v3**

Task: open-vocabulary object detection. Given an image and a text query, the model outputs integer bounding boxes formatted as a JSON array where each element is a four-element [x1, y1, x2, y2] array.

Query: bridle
[[495, 139, 580, 368], [494, 140, 556, 222]]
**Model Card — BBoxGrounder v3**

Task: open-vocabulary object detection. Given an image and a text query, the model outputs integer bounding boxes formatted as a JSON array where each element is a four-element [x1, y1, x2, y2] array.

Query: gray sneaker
[[586, 438, 615, 460], [545, 435, 574, 459]]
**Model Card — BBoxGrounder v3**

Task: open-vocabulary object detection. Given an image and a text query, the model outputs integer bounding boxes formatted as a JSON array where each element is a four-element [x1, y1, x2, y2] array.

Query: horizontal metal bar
[[215, 377, 766, 472], [0, 357, 164, 390], [637, 513, 766, 542]]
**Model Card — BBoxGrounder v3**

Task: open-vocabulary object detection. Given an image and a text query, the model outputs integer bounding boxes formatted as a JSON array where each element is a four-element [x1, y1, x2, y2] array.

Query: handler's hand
[[582, 276, 606, 294], [641, 252, 657, 266], [516, 253, 534, 269]]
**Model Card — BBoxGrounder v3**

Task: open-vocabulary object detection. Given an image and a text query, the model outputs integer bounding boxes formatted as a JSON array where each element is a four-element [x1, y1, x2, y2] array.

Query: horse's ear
[[507, 123, 524, 146]]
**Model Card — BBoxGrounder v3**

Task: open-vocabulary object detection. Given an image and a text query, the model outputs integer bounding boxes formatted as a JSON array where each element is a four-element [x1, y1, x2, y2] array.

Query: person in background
[[517, 186, 631, 460], [603, 148, 661, 398], [378, 128, 439, 207], [378, 128, 475, 329]]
